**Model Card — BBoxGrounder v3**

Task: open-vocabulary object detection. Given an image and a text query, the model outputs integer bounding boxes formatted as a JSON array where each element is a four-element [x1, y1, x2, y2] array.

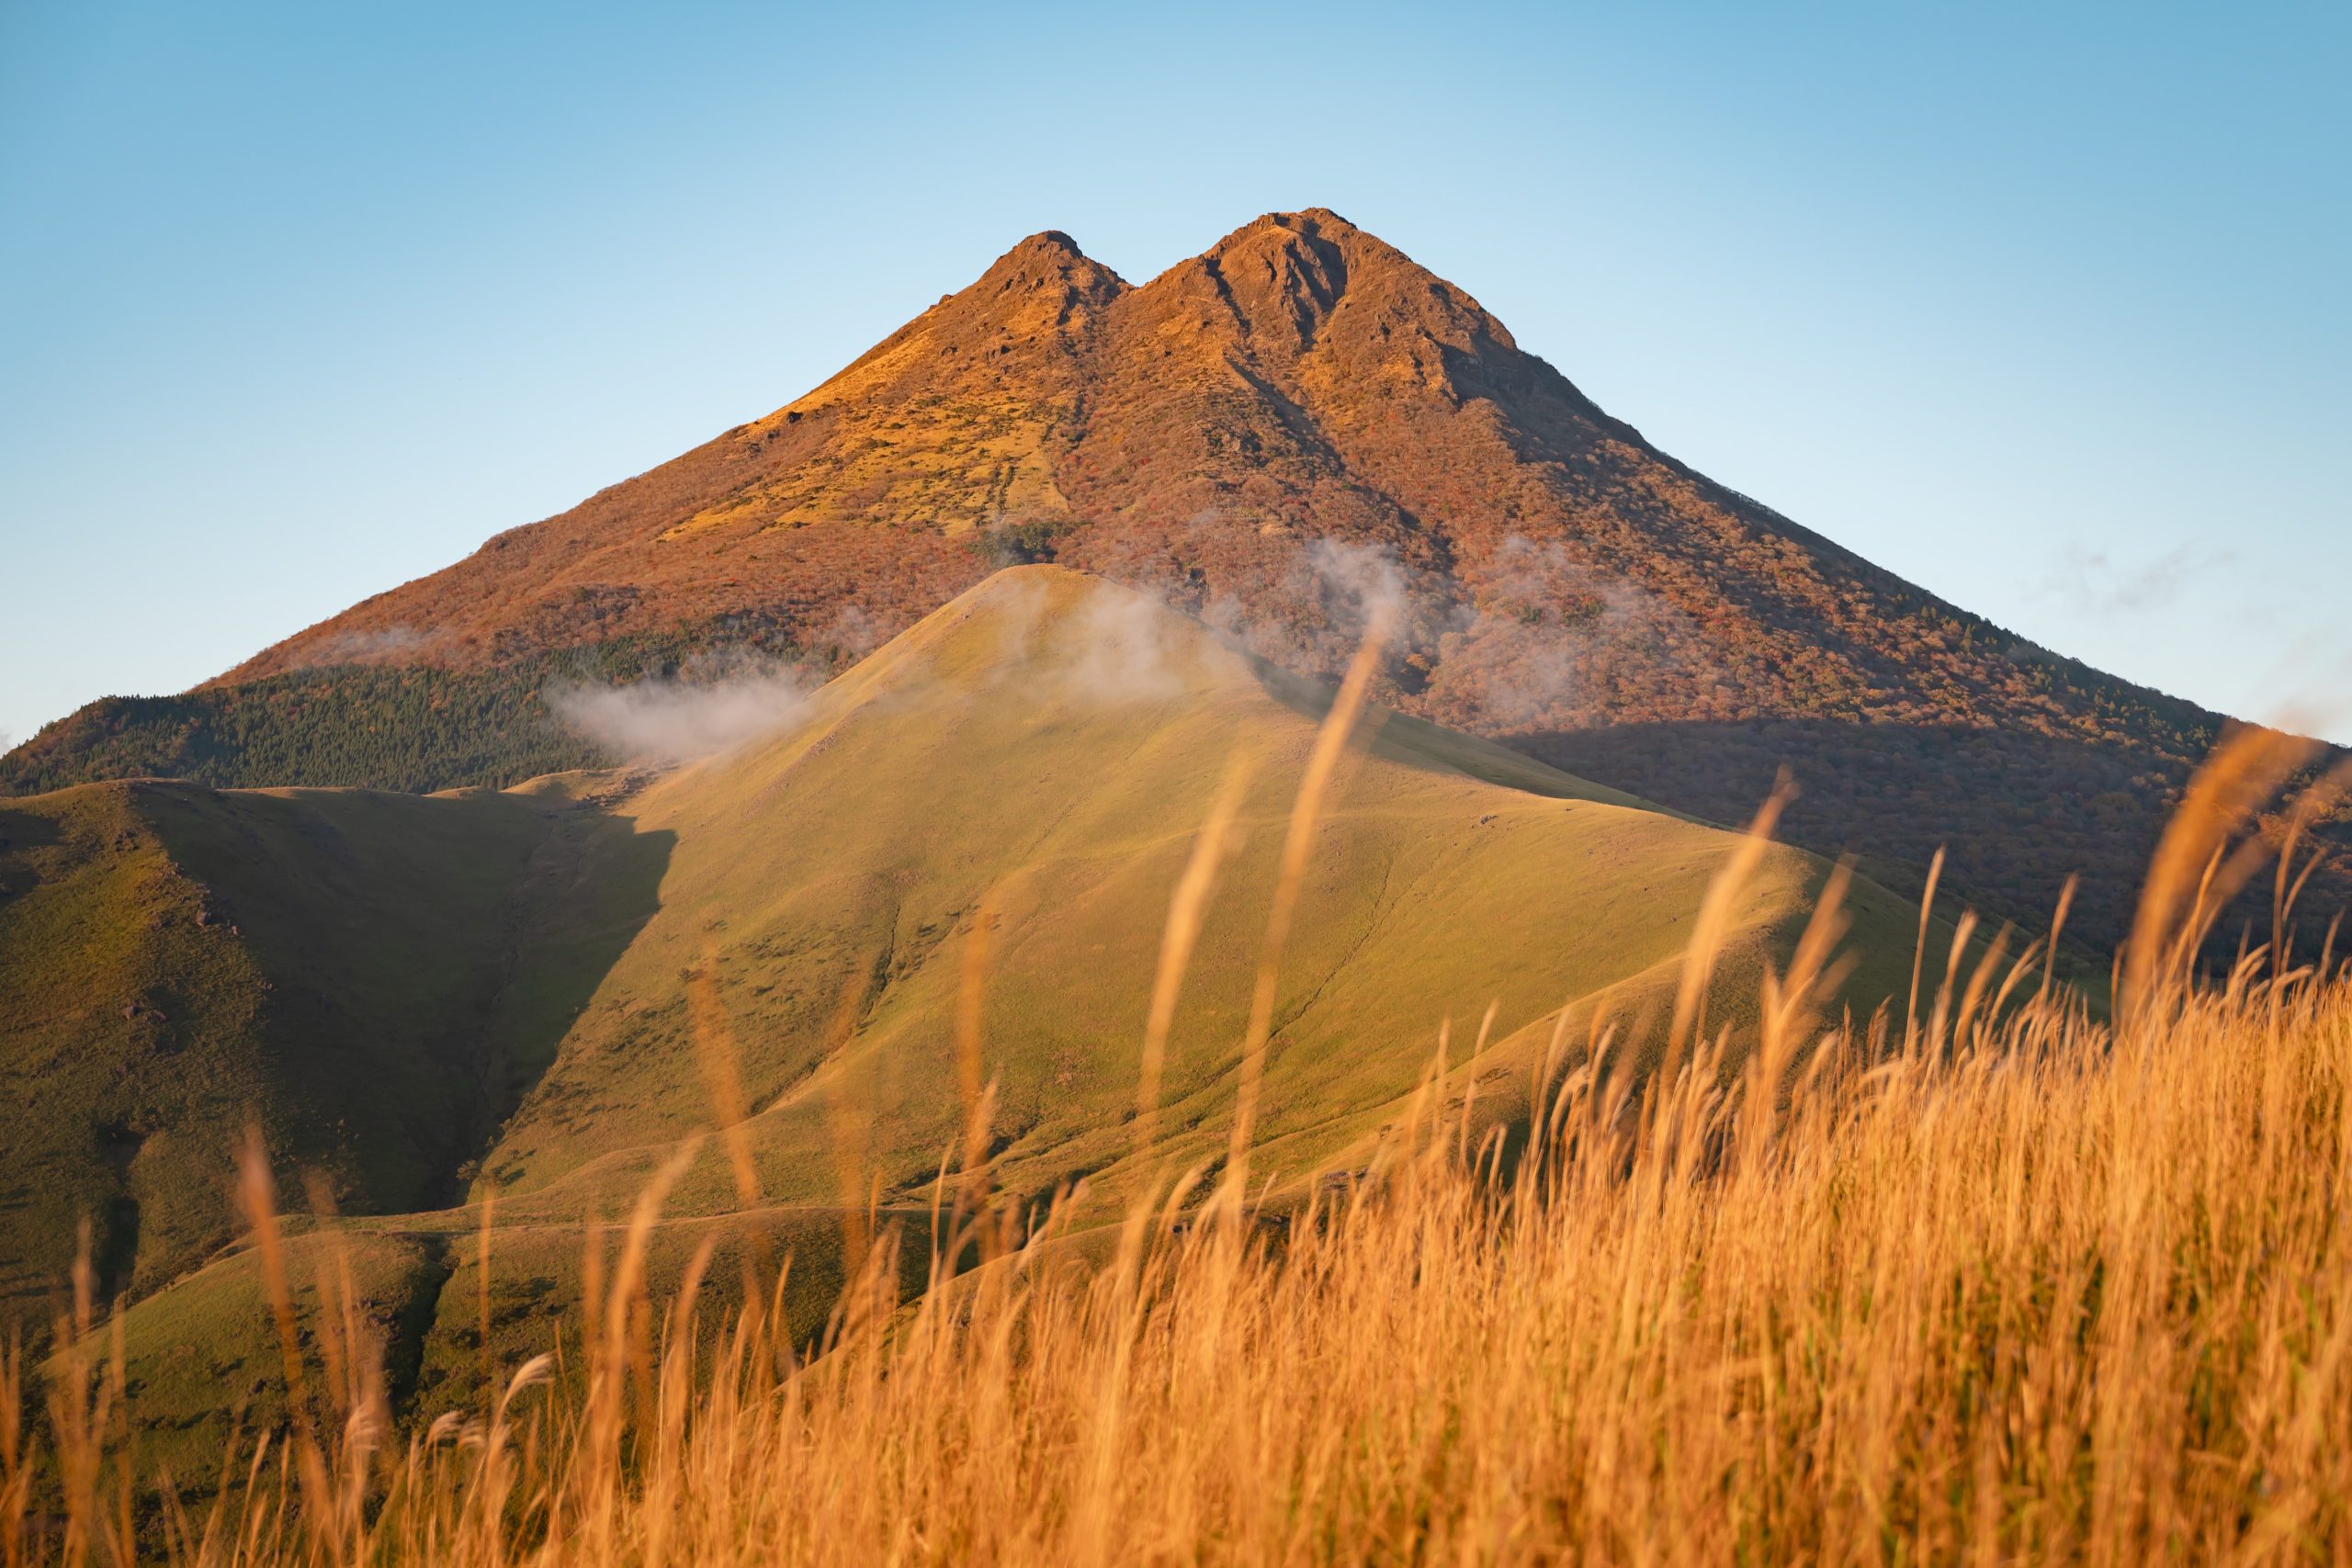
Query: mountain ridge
[[8, 209, 2335, 948]]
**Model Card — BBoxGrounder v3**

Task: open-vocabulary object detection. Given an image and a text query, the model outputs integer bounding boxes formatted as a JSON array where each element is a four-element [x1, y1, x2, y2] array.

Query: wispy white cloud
[[296, 625, 435, 668], [546, 653, 817, 762], [1190, 532, 1700, 731], [2040, 542, 2235, 617]]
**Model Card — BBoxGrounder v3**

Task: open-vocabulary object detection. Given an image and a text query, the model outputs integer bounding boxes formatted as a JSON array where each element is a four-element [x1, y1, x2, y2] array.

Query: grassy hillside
[[0, 776, 669, 1315], [468, 568, 1928, 1235], [20, 567, 1962, 1483], [94, 964, 2348, 1566]]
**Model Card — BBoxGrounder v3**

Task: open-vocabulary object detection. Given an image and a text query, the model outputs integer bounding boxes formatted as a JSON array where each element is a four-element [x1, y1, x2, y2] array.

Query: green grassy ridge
[[463, 568, 1930, 1234], [35, 567, 1948, 1484], [0, 783, 276, 1308], [59, 1227, 447, 1478]]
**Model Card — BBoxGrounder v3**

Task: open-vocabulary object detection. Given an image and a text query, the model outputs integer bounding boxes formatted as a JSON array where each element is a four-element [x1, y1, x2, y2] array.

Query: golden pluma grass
[[10, 719, 2352, 1565]]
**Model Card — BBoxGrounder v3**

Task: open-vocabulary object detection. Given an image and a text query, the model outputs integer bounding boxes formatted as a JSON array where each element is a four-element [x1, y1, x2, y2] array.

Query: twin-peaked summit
[[6, 210, 2287, 946], [96, 212, 1580, 707], [201, 207, 1801, 694], [852, 209, 1515, 384]]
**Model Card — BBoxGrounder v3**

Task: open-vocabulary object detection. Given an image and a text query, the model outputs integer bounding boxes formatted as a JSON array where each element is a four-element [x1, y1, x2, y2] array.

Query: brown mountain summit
[[217, 209, 1876, 688], [8, 210, 2324, 946]]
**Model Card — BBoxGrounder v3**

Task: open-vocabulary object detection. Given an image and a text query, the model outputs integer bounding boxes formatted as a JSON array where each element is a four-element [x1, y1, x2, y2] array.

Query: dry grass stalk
[[1669, 772, 1792, 1060], [955, 887, 1003, 1228], [1225, 601, 1396, 1200], [687, 957, 763, 1213], [1136, 758, 1255, 1163], [1905, 843, 1946, 1049], [2123, 723, 2319, 1015]]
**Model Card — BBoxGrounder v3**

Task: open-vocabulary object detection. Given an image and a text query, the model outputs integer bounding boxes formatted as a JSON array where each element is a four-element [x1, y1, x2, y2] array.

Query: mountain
[[10, 569, 1944, 1467], [5, 209, 2329, 947]]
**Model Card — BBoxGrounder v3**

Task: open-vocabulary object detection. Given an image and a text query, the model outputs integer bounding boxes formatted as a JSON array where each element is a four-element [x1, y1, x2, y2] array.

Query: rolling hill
[[9, 568, 1949, 1468], [7, 210, 2325, 950]]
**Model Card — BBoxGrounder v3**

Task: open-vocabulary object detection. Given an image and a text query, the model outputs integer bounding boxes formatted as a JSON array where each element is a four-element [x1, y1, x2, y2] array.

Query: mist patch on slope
[[546, 655, 818, 763], [957, 568, 1203, 707], [1181, 533, 1704, 733], [294, 625, 436, 670], [545, 531, 1703, 764], [1056, 580, 1200, 705]]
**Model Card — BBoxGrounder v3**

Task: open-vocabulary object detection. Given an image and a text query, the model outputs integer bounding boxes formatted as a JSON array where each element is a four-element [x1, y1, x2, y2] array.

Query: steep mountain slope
[[46, 568, 1942, 1465], [10, 209, 2316, 948]]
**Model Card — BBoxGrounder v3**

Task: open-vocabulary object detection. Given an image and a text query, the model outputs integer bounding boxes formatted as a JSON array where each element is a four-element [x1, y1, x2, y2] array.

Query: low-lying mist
[[546, 656, 818, 763]]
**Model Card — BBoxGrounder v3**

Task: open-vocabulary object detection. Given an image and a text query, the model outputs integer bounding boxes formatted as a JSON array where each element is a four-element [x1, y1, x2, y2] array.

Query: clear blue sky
[[4, 1, 2346, 750]]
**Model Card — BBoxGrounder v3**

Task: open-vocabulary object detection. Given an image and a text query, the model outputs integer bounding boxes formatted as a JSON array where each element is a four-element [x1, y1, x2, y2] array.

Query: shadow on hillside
[[452, 817, 679, 1208], [0, 807, 62, 906], [1231, 660, 2345, 962], [1510, 717, 2211, 954], [144, 792, 684, 1234]]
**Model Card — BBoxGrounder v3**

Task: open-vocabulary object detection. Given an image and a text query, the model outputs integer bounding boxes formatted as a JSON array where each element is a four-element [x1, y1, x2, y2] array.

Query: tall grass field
[[7, 701, 2350, 1564]]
